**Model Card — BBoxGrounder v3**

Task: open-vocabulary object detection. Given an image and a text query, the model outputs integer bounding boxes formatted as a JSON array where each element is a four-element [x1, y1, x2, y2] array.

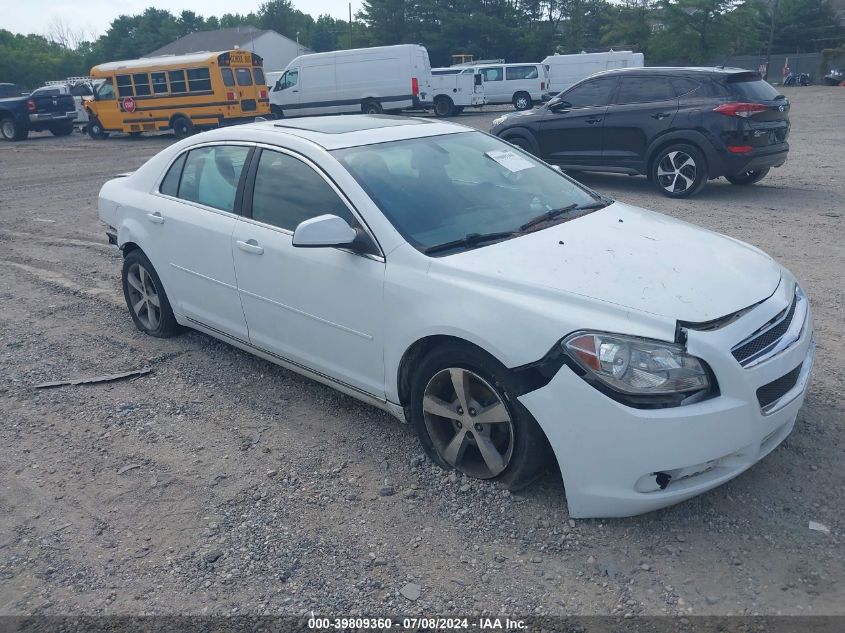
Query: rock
[[204, 550, 223, 563], [266, 469, 278, 478], [706, 596, 721, 605], [568, 519, 576, 528], [410, 455, 425, 468], [587, 556, 595, 564], [459, 484, 471, 493], [400, 582, 421, 601], [640, 563, 651, 571], [379, 484, 395, 497], [373, 558, 387, 567]]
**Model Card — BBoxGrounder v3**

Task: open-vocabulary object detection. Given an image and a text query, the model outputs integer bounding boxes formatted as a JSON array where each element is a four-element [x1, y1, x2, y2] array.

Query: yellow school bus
[[85, 50, 270, 139]]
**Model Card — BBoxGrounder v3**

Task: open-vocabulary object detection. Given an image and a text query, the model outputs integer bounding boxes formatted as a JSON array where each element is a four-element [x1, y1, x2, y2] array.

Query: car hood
[[437, 202, 782, 322]]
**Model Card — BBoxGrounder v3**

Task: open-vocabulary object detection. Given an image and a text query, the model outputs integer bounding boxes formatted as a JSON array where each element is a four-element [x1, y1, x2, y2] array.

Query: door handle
[[652, 113, 671, 120], [236, 239, 264, 255], [147, 212, 164, 224], [585, 117, 603, 124], [292, 89, 299, 93]]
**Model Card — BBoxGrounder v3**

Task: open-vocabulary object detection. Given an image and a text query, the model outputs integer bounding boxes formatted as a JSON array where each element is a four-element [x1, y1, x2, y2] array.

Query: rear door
[[537, 76, 618, 166], [601, 75, 679, 170]]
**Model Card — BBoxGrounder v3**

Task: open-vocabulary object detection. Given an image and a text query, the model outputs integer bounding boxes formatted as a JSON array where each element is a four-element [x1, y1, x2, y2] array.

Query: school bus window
[[253, 67, 266, 85], [151, 72, 168, 94], [187, 68, 211, 92], [168, 70, 187, 93], [221, 67, 236, 87], [116, 75, 133, 97], [133, 73, 151, 96], [236, 68, 253, 86], [97, 79, 115, 100]]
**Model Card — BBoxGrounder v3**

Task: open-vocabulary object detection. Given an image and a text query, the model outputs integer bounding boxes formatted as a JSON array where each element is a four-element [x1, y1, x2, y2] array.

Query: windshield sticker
[[485, 149, 535, 173]]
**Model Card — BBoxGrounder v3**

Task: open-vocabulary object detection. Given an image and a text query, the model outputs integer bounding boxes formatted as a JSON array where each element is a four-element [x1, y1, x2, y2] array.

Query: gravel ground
[[0, 86, 843, 618]]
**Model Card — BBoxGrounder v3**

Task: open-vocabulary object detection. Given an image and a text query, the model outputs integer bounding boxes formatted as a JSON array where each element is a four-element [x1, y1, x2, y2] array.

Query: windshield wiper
[[423, 231, 515, 255], [519, 200, 609, 232]]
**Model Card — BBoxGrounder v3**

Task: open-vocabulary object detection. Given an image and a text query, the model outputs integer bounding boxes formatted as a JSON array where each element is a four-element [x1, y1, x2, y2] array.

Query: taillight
[[226, 91, 236, 101], [411, 77, 419, 96], [727, 145, 754, 154], [259, 89, 267, 99], [713, 102, 768, 118], [26, 99, 36, 113]]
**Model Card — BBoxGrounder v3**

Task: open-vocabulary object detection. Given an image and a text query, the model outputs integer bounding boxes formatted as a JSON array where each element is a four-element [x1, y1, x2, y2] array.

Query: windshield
[[332, 132, 602, 253]]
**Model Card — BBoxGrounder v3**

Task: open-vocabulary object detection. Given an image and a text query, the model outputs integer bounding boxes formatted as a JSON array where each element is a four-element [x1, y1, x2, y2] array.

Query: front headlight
[[563, 332, 710, 396]]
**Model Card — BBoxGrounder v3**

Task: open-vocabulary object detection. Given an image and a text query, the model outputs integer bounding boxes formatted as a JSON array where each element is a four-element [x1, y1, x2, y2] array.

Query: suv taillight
[[713, 102, 768, 118], [26, 99, 36, 113], [412, 77, 419, 96]]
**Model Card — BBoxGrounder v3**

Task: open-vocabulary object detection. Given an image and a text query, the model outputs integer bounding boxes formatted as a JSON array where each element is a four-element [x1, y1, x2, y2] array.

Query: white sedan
[[98, 116, 814, 518]]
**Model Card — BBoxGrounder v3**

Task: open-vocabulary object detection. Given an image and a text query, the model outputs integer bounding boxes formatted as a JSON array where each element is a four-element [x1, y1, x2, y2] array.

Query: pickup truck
[[0, 83, 77, 141]]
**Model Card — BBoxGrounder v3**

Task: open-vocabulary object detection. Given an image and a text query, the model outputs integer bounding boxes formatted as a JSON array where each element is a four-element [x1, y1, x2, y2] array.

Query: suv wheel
[[726, 168, 770, 186], [651, 144, 707, 198], [504, 135, 536, 155], [512, 92, 532, 111]]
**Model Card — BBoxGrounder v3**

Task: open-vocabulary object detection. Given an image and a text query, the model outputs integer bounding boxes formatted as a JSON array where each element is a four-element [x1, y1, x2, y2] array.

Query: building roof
[[148, 26, 310, 57]]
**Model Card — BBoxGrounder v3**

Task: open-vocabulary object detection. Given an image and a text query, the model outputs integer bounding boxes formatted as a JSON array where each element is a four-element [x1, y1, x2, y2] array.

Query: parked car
[[0, 83, 23, 98], [823, 68, 844, 85], [491, 67, 790, 197], [270, 44, 431, 118], [98, 116, 814, 519], [472, 63, 548, 110], [542, 51, 644, 95], [0, 83, 77, 141]]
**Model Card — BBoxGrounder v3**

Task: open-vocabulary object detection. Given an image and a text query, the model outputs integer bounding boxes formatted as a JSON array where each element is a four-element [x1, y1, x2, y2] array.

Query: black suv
[[490, 67, 790, 198]]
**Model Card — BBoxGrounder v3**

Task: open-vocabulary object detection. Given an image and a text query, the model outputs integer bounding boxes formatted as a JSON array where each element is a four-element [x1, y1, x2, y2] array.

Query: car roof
[[592, 66, 757, 78], [231, 115, 472, 150]]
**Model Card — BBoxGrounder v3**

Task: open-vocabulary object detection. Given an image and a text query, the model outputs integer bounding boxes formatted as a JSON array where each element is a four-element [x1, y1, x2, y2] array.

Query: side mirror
[[549, 99, 572, 112], [274, 80, 282, 92], [292, 214, 358, 249]]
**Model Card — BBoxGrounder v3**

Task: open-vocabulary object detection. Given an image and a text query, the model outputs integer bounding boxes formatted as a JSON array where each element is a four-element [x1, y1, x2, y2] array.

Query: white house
[[148, 26, 313, 73]]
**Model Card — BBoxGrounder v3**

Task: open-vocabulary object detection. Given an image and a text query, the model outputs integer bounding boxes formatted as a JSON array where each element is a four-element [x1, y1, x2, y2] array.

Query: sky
[[5, 0, 362, 39]]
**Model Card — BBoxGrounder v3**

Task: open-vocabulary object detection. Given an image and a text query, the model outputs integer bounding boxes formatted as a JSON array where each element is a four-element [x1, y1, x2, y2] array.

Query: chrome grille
[[731, 287, 806, 368]]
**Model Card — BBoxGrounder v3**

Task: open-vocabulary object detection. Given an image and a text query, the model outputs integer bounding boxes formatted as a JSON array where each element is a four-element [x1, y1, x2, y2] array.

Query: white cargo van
[[428, 67, 485, 116], [472, 63, 548, 110], [269, 44, 431, 118], [542, 51, 644, 95]]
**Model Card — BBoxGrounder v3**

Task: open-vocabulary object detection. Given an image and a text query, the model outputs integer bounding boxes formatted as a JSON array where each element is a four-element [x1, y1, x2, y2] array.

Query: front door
[[601, 75, 679, 170], [271, 68, 300, 115], [537, 76, 619, 166], [232, 148, 386, 397], [147, 144, 253, 340]]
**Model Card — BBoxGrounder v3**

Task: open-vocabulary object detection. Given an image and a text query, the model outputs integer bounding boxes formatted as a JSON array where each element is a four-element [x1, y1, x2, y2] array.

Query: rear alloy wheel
[[361, 100, 383, 115], [726, 168, 770, 185], [512, 92, 532, 111], [1, 116, 28, 141], [651, 144, 707, 198], [122, 250, 180, 338], [434, 96, 455, 117], [87, 117, 108, 140]]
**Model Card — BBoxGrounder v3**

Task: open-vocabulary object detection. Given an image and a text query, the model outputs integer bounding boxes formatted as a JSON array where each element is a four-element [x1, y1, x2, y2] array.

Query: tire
[[171, 116, 193, 139], [87, 117, 108, 140], [650, 143, 708, 198], [725, 168, 770, 186], [503, 134, 536, 156], [49, 122, 74, 137], [361, 100, 383, 115], [512, 91, 532, 111], [433, 96, 455, 117], [271, 105, 284, 119], [1, 116, 28, 141], [409, 342, 553, 490], [121, 250, 180, 338]]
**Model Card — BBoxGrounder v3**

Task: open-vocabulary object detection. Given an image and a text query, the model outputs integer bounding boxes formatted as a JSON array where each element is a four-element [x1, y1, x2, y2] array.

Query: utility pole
[[348, 3, 353, 49], [764, 0, 779, 81]]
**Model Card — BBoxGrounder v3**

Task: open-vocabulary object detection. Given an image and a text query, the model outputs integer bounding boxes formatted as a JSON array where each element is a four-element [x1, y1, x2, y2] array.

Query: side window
[[151, 72, 168, 94], [221, 68, 235, 87], [614, 77, 676, 104], [562, 78, 617, 108], [177, 146, 251, 212], [480, 67, 503, 82], [671, 78, 701, 98], [187, 68, 211, 92], [169, 70, 187, 93], [160, 153, 187, 197], [116, 75, 133, 97], [133, 73, 150, 97], [236, 68, 253, 86], [506, 66, 538, 80], [281, 70, 299, 89], [252, 150, 354, 231]]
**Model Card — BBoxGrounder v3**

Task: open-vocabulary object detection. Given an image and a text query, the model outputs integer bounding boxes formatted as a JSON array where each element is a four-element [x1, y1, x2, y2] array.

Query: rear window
[[236, 68, 253, 86], [614, 76, 676, 104], [221, 68, 236, 87], [726, 74, 781, 101]]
